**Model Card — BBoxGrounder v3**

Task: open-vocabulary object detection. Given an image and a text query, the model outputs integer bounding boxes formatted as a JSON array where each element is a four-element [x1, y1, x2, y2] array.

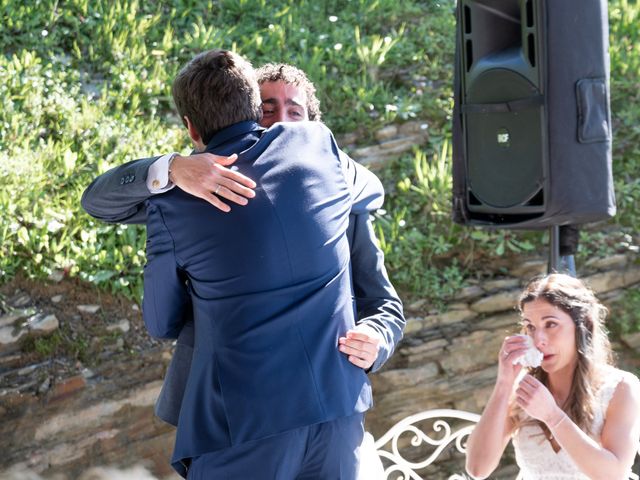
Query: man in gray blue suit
[[83, 51, 403, 479]]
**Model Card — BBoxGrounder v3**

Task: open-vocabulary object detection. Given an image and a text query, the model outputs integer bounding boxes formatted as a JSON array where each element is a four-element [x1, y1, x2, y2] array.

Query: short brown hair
[[255, 63, 322, 122], [172, 50, 262, 144]]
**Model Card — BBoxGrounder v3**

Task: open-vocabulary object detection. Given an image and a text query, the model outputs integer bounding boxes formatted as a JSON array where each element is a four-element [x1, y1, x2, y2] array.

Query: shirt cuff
[[147, 152, 178, 194]]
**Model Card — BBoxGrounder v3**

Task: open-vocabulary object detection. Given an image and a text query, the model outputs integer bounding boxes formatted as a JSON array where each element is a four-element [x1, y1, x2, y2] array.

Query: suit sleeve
[[81, 156, 159, 224], [142, 202, 190, 339], [348, 214, 405, 372], [337, 149, 384, 214]]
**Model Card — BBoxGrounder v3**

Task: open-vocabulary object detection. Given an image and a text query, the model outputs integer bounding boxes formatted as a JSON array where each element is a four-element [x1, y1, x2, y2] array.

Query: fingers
[[346, 355, 372, 369], [213, 184, 251, 207], [500, 335, 530, 363], [338, 334, 379, 370], [503, 348, 528, 364], [514, 374, 545, 410], [517, 377, 537, 395], [514, 376, 534, 406], [338, 337, 378, 356], [208, 165, 256, 207], [213, 153, 239, 167], [213, 163, 257, 190], [519, 374, 540, 388], [340, 330, 381, 352], [515, 392, 530, 409], [346, 330, 381, 344], [191, 181, 250, 211], [171, 153, 256, 210], [201, 192, 231, 213]]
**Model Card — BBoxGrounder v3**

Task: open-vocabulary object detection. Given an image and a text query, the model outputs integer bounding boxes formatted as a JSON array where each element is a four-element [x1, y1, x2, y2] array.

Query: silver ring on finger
[[214, 185, 221, 195]]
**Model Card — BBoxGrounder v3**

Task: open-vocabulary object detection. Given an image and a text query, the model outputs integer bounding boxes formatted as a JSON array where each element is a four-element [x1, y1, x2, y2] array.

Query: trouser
[[187, 413, 365, 480]]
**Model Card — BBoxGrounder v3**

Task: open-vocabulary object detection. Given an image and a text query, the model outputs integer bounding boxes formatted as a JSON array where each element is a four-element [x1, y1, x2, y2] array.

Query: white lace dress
[[512, 367, 632, 480]]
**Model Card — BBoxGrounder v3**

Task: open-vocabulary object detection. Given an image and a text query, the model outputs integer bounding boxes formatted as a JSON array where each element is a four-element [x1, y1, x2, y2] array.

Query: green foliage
[[608, 0, 640, 232], [21, 329, 91, 363], [608, 288, 640, 336], [0, 0, 457, 301], [0, 0, 638, 309]]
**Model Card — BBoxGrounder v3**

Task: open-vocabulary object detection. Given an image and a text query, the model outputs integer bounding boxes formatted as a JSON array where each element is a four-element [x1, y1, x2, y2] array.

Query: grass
[[1, 0, 639, 307], [609, 288, 640, 337]]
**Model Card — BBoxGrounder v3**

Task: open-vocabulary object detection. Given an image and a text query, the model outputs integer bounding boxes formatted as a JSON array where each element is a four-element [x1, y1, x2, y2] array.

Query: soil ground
[[0, 274, 163, 396]]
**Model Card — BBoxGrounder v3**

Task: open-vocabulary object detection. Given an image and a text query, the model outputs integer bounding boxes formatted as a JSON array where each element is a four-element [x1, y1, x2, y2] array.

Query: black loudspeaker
[[451, 0, 616, 228]]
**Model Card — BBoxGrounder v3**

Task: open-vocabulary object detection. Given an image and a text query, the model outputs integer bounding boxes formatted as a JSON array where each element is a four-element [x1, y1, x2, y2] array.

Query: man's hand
[[170, 153, 256, 212], [338, 324, 383, 370]]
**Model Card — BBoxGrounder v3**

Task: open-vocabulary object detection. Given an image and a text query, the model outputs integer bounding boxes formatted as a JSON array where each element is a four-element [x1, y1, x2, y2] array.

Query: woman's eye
[[525, 324, 535, 332], [546, 321, 557, 328]]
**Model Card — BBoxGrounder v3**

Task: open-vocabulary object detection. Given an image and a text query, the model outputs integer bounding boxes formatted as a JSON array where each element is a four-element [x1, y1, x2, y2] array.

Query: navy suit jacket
[[80, 119, 405, 435], [143, 121, 379, 474], [154, 212, 405, 426]]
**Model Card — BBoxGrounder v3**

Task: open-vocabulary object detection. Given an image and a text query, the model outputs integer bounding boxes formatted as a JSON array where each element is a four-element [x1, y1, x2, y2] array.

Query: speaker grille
[[466, 68, 545, 210]]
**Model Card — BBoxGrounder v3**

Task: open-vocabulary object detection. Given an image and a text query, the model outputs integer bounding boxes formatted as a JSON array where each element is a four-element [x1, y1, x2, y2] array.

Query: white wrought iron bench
[[372, 408, 640, 480]]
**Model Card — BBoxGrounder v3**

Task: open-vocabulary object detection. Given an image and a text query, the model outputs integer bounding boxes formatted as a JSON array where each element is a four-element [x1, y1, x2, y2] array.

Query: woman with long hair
[[466, 273, 640, 479]]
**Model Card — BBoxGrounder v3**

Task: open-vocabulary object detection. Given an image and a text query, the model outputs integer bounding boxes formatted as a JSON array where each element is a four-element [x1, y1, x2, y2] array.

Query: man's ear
[[184, 116, 200, 142], [184, 116, 206, 151]]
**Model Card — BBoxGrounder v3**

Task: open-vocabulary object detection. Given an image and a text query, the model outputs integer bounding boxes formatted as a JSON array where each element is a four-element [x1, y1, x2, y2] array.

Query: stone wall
[[1, 346, 179, 479], [2, 252, 637, 479], [338, 120, 430, 166]]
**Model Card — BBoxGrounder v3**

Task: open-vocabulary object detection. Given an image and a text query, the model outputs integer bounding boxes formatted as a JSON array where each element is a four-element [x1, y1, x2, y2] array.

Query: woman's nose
[[533, 331, 547, 349]]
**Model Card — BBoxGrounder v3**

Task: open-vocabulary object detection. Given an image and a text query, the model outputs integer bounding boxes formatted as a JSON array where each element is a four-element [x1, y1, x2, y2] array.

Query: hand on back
[[338, 324, 383, 370], [170, 152, 256, 212]]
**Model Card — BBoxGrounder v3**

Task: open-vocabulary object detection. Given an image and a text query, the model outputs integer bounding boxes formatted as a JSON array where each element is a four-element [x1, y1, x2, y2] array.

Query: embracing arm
[[338, 214, 405, 372], [338, 149, 384, 214], [81, 153, 256, 224], [81, 156, 160, 224]]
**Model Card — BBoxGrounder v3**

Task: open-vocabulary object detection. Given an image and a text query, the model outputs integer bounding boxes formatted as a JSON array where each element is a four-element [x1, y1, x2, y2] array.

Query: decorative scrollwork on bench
[[373, 409, 480, 480], [373, 409, 640, 480]]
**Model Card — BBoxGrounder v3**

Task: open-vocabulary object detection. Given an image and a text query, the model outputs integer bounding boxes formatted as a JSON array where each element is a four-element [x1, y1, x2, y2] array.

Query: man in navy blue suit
[[137, 50, 387, 478], [81, 63, 405, 432]]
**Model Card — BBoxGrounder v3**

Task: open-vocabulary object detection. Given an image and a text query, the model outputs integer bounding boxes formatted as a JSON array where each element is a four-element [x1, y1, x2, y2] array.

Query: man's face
[[259, 80, 309, 127]]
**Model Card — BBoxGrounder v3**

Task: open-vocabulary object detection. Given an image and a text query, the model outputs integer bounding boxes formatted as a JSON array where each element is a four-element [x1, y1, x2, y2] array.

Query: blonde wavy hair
[[509, 274, 613, 436]]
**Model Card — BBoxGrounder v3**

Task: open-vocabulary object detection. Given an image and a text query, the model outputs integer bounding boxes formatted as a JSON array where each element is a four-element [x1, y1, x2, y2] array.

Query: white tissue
[[512, 334, 543, 368]]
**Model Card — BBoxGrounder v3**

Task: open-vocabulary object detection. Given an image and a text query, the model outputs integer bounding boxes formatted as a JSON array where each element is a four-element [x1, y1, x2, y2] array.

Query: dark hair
[[255, 63, 322, 122], [511, 273, 613, 435], [172, 50, 262, 144]]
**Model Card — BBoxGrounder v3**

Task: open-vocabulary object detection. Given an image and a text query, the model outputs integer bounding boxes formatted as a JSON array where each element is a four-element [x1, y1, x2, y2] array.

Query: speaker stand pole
[[548, 226, 560, 274], [561, 255, 577, 277], [548, 226, 577, 277]]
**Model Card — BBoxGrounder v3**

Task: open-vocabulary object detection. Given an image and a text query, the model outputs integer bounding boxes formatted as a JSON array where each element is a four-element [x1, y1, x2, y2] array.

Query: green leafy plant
[[608, 288, 640, 336], [0, 0, 638, 313]]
